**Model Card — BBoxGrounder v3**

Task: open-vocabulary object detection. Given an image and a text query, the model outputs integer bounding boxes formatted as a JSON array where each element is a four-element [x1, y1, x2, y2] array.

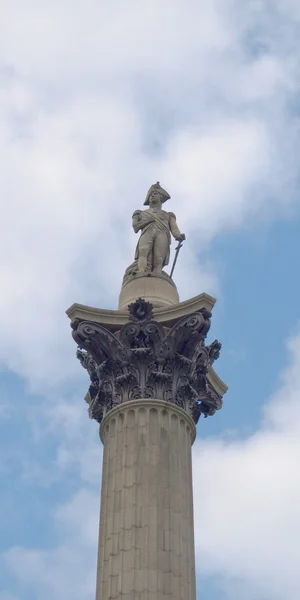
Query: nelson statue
[[123, 182, 185, 285]]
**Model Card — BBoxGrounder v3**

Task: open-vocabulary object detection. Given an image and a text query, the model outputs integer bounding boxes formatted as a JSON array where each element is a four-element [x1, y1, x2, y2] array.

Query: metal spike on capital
[[66, 183, 228, 600]]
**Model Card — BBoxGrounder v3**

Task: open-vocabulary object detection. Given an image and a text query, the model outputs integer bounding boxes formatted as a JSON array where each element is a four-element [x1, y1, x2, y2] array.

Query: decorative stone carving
[[72, 298, 223, 425], [206, 339, 222, 364], [128, 297, 154, 323], [122, 182, 185, 286]]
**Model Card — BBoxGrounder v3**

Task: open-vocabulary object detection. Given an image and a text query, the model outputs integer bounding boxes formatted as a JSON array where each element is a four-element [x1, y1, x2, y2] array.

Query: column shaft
[[96, 399, 196, 600]]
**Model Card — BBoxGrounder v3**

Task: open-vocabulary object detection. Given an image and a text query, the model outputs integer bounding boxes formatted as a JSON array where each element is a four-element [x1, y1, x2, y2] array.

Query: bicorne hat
[[144, 182, 171, 205]]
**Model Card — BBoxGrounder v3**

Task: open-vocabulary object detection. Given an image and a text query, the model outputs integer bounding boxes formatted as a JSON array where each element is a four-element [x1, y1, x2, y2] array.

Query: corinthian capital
[[71, 298, 225, 425]]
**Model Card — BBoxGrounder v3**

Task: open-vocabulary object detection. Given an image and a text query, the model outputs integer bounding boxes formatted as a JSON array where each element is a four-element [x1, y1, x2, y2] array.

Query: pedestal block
[[118, 275, 179, 310], [96, 399, 196, 600]]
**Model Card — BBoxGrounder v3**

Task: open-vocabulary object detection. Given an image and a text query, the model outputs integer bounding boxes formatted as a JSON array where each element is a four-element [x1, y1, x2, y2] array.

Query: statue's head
[[144, 182, 171, 206], [149, 189, 163, 209]]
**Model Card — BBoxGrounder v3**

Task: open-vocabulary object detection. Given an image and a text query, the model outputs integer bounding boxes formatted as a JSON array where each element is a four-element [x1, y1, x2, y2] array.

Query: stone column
[[70, 297, 227, 600], [96, 399, 196, 600]]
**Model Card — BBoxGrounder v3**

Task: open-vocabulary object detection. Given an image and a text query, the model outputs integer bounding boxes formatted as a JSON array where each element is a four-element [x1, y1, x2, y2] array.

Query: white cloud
[[3, 488, 99, 600], [1, 3, 300, 597], [162, 117, 271, 238], [4, 545, 96, 600], [54, 488, 100, 546], [2, 330, 300, 600], [0, 1, 299, 390], [193, 331, 300, 600], [0, 0, 300, 600]]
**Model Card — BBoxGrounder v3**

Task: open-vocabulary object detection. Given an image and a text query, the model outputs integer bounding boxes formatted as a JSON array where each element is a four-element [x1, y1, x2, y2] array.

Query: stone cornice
[[207, 365, 228, 397], [66, 292, 216, 332]]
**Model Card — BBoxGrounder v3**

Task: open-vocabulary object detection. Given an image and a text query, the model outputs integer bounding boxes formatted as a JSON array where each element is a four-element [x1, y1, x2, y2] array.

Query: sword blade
[[170, 241, 183, 279]]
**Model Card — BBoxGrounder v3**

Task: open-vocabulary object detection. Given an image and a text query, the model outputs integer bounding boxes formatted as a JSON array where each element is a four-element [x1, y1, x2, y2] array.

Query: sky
[[0, 1, 300, 598]]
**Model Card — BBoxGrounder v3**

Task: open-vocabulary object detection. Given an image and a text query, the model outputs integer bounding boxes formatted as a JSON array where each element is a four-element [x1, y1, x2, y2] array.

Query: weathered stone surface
[[122, 182, 185, 286], [67, 182, 228, 600], [72, 298, 224, 425], [119, 271, 179, 310], [66, 291, 217, 329], [96, 399, 197, 600]]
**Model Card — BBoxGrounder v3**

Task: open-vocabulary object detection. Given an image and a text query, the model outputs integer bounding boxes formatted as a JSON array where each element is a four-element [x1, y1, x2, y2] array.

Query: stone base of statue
[[119, 271, 179, 310]]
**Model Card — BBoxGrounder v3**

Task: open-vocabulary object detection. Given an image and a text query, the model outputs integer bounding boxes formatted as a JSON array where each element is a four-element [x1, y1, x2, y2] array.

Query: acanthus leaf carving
[[73, 300, 223, 424]]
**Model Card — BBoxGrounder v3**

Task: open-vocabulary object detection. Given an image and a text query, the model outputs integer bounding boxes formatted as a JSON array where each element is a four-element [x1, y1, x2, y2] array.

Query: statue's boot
[[137, 255, 148, 273], [152, 258, 164, 275]]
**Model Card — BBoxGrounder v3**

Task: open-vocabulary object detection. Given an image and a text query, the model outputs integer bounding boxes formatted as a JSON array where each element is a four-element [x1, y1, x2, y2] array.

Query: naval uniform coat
[[132, 208, 182, 267]]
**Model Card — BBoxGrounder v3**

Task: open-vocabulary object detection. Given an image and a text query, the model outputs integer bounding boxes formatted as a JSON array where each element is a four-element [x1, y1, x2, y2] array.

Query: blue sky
[[1, 1, 300, 599]]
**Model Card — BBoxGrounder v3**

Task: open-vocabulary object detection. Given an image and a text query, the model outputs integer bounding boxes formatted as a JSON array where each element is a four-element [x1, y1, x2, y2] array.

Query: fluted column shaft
[[96, 399, 197, 600]]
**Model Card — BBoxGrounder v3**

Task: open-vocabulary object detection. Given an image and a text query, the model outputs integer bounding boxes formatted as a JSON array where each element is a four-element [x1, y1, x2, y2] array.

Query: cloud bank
[[0, 0, 300, 389], [194, 331, 300, 599], [1, 1, 300, 600], [4, 331, 300, 600]]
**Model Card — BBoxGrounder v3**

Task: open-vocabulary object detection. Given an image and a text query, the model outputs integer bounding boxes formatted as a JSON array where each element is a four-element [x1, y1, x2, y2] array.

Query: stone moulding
[[66, 291, 216, 331], [70, 297, 227, 425], [99, 398, 197, 444]]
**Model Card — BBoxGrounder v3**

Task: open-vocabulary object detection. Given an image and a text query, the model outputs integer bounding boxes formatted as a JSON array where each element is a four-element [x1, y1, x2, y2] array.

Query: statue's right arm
[[132, 210, 154, 233], [132, 210, 142, 233]]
